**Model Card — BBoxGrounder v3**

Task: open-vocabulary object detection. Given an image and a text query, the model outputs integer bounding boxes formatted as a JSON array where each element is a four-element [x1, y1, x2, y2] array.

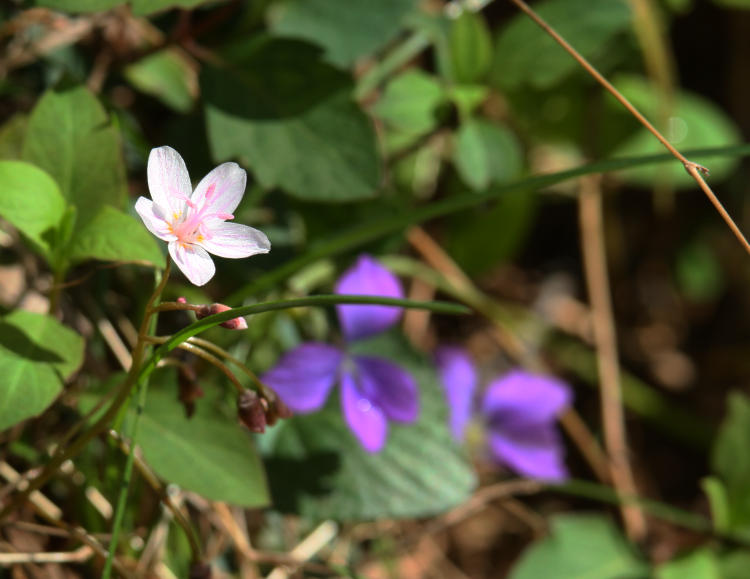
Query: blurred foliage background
[[3, 0, 750, 577]]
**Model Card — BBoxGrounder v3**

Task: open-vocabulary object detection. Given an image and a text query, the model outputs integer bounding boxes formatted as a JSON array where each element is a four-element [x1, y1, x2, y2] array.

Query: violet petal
[[482, 370, 572, 426], [335, 255, 403, 341], [434, 346, 477, 441], [354, 356, 419, 423], [261, 343, 342, 413], [488, 422, 568, 481], [340, 368, 388, 453]]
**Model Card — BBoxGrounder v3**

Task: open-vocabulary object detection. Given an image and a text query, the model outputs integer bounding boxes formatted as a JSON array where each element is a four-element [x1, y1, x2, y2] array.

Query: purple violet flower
[[262, 255, 419, 453], [436, 349, 572, 482]]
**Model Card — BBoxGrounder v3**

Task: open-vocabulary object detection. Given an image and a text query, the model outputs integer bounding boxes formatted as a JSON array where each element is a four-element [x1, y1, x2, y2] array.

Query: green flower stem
[[0, 260, 172, 523], [226, 144, 750, 304], [103, 261, 172, 579]]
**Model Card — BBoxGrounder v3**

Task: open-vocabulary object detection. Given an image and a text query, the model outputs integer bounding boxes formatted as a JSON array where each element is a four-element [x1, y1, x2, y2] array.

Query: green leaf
[[448, 10, 493, 84], [0, 161, 66, 258], [444, 189, 535, 276], [261, 333, 476, 521], [22, 86, 127, 227], [67, 205, 165, 267], [36, 0, 220, 14], [136, 376, 269, 507], [204, 37, 381, 201], [656, 549, 721, 579], [492, 0, 632, 90], [711, 392, 750, 531], [0, 114, 28, 160], [371, 70, 446, 136], [269, 0, 418, 67], [701, 476, 731, 533], [510, 514, 648, 579], [0, 311, 84, 430], [453, 119, 523, 190], [608, 76, 741, 188], [720, 551, 750, 579], [124, 49, 197, 113]]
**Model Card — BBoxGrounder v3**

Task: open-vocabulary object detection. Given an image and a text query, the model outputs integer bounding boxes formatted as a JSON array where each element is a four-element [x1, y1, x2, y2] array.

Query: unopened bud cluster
[[237, 390, 292, 433]]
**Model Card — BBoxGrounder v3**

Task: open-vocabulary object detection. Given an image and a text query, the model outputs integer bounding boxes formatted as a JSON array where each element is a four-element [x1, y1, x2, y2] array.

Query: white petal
[[191, 162, 246, 218], [198, 222, 271, 259], [147, 146, 192, 215], [168, 241, 216, 286], [134, 197, 176, 241]]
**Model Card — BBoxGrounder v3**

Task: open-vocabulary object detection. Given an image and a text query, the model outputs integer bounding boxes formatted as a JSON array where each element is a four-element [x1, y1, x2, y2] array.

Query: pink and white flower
[[135, 146, 270, 286]]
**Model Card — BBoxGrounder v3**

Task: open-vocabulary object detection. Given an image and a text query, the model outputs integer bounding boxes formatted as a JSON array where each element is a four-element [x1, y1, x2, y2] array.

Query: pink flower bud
[[196, 303, 248, 330], [177, 296, 188, 304]]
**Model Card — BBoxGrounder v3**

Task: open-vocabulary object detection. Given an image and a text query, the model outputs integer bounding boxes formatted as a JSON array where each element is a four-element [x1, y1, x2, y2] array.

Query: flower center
[[169, 183, 234, 244]]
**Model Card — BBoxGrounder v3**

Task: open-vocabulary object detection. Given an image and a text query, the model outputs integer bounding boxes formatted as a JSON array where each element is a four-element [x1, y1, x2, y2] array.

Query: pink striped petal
[[198, 222, 271, 259], [134, 197, 176, 242], [168, 241, 216, 286], [147, 146, 192, 216], [191, 162, 247, 219]]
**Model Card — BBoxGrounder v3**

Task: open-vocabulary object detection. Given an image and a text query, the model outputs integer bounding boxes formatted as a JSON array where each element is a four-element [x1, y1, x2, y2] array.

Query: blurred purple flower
[[262, 255, 419, 453], [436, 350, 572, 482]]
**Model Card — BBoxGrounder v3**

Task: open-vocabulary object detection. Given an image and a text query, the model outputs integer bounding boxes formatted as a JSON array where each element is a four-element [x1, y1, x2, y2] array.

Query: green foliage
[[22, 86, 127, 226], [510, 514, 648, 579], [261, 333, 476, 520], [655, 549, 721, 579], [204, 37, 380, 202], [135, 377, 270, 507], [608, 76, 741, 187], [67, 205, 165, 267], [124, 49, 197, 113], [492, 0, 632, 90], [0, 161, 66, 259], [36, 0, 218, 15], [270, 0, 418, 67], [0, 311, 84, 430], [452, 119, 523, 190], [710, 393, 750, 534], [448, 10, 493, 84], [444, 189, 535, 276], [0, 114, 28, 160], [371, 70, 446, 138]]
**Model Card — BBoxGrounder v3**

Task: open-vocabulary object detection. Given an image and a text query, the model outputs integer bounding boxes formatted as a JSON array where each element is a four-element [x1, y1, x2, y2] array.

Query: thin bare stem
[[507, 0, 750, 256], [579, 176, 646, 541], [144, 337, 246, 394]]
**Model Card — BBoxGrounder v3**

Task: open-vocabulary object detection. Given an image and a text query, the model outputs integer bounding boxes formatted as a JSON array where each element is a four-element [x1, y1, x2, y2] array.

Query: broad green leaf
[[510, 514, 648, 579], [453, 119, 523, 190], [444, 189, 535, 276], [711, 392, 750, 531], [0, 114, 28, 160], [136, 377, 269, 507], [371, 70, 446, 136], [67, 205, 165, 267], [22, 86, 127, 227], [0, 161, 66, 258], [656, 549, 720, 579], [720, 551, 750, 579], [492, 0, 632, 90], [0, 311, 84, 430], [204, 37, 380, 202], [269, 0, 418, 67], [261, 333, 476, 521], [608, 76, 741, 188], [448, 11, 493, 84], [124, 49, 197, 113], [36, 0, 220, 14]]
